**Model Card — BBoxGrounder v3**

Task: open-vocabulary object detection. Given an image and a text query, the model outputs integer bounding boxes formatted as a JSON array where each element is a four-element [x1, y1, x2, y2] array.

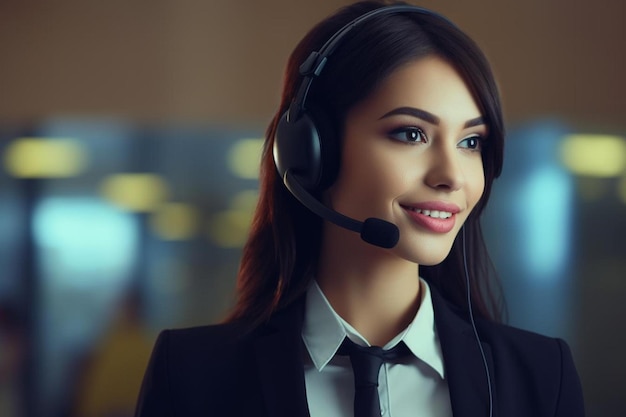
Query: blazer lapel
[[430, 288, 497, 417], [250, 289, 497, 417], [253, 299, 311, 417]]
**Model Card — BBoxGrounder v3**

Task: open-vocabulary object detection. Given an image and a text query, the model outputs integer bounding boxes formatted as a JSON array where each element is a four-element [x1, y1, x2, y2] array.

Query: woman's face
[[327, 55, 486, 265]]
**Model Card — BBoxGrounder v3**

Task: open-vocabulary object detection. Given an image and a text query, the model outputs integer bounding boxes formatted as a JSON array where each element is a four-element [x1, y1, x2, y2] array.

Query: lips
[[401, 202, 461, 233]]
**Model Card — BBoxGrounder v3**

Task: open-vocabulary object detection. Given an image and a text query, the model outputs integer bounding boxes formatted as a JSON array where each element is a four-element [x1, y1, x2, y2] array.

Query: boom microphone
[[283, 169, 400, 249]]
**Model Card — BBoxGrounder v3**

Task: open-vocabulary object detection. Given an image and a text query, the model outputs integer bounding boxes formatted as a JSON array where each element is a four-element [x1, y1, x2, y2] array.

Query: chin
[[417, 256, 449, 267], [394, 235, 456, 266], [416, 254, 450, 267], [394, 246, 453, 266]]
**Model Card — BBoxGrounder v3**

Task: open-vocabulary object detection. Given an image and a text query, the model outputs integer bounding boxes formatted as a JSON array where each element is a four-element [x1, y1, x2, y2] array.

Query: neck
[[316, 224, 422, 346]]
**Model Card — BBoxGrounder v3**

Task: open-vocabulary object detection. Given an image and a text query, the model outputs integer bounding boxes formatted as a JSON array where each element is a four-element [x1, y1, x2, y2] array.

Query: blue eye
[[388, 127, 427, 144], [459, 135, 483, 151]]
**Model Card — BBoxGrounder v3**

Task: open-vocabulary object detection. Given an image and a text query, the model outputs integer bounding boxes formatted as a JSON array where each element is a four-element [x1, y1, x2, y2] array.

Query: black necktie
[[338, 337, 410, 417]]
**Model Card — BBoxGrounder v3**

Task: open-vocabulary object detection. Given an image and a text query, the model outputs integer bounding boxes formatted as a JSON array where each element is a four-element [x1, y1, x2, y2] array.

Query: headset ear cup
[[273, 106, 339, 191], [307, 105, 340, 190], [274, 109, 322, 190]]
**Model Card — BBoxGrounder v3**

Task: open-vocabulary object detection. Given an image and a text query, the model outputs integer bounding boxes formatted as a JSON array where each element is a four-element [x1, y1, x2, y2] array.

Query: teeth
[[414, 209, 452, 219]]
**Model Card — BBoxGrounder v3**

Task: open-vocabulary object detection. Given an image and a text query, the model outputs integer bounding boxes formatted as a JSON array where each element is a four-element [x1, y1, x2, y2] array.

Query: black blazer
[[135, 288, 585, 416]]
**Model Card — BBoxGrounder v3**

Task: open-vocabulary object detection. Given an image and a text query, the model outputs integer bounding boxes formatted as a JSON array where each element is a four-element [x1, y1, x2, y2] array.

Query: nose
[[424, 145, 465, 191]]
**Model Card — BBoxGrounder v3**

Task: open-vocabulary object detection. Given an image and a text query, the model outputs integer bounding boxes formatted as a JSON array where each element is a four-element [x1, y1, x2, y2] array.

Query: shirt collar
[[301, 280, 346, 371], [402, 280, 446, 379], [301, 278, 446, 379]]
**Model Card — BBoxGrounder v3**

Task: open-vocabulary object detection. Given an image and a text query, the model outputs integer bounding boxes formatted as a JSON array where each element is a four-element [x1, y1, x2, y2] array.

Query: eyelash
[[459, 135, 484, 152], [388, 126, 427, 144], [388, 126, 485, 152]]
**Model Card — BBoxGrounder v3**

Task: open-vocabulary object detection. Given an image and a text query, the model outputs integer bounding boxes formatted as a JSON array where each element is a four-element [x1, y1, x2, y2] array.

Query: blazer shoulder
[[165, 321, 247, 346], [478, 319, 574, 362], [158, 319, 266, 361], [476, 320, 585, 416], [135, 321, 266, 416]]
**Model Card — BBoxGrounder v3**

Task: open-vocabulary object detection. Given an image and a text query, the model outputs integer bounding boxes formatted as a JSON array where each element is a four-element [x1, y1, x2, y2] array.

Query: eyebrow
[[379, 107, 486, 128]]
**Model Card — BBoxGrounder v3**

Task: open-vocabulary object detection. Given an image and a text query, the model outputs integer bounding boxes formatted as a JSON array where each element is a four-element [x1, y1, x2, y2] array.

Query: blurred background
[[0, 0, 624, 416]]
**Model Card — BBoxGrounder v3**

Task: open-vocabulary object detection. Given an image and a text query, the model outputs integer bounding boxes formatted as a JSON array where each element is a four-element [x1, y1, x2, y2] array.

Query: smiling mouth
[[403, 207, 453, 219]]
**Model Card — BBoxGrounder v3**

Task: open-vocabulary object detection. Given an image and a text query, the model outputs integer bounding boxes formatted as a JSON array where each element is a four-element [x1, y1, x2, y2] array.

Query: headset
[[273, 6, 493, 415], [272, 5, 448, 249]]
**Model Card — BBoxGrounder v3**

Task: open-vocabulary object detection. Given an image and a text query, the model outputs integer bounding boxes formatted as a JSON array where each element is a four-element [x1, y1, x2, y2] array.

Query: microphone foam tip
[[361, 218, 399, 249]]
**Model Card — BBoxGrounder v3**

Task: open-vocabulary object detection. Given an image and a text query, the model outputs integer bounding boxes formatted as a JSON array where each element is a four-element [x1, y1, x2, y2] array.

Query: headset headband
[[287, 4, 453, 122]]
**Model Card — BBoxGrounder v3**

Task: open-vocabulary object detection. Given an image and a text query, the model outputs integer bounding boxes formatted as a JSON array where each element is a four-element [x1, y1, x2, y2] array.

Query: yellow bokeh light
[[227, 138, 264, 179], [560, 134, 626, 178], [150, 203, 199, 241], [231, 189, 259, 211], [207, 210, 253, 248], [3, 138, 87, 178], [101, 174, 168, 212]]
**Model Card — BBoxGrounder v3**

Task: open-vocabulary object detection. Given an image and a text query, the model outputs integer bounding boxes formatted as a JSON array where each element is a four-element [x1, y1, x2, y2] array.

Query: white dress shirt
[[302, 278, 452, 417]]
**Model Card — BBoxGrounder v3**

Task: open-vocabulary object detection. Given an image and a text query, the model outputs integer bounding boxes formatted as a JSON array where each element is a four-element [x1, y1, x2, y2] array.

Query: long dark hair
[[226, 0, 506, 327]]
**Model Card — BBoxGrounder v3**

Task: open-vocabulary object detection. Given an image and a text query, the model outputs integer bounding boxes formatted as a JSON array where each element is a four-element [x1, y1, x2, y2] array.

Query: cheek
[[467, 162, 486, 209], [329, 141, 403, 210]]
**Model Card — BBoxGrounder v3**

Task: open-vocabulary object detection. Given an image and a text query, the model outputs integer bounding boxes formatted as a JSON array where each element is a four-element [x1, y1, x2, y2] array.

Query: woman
[[135, 2, 585, 416]]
